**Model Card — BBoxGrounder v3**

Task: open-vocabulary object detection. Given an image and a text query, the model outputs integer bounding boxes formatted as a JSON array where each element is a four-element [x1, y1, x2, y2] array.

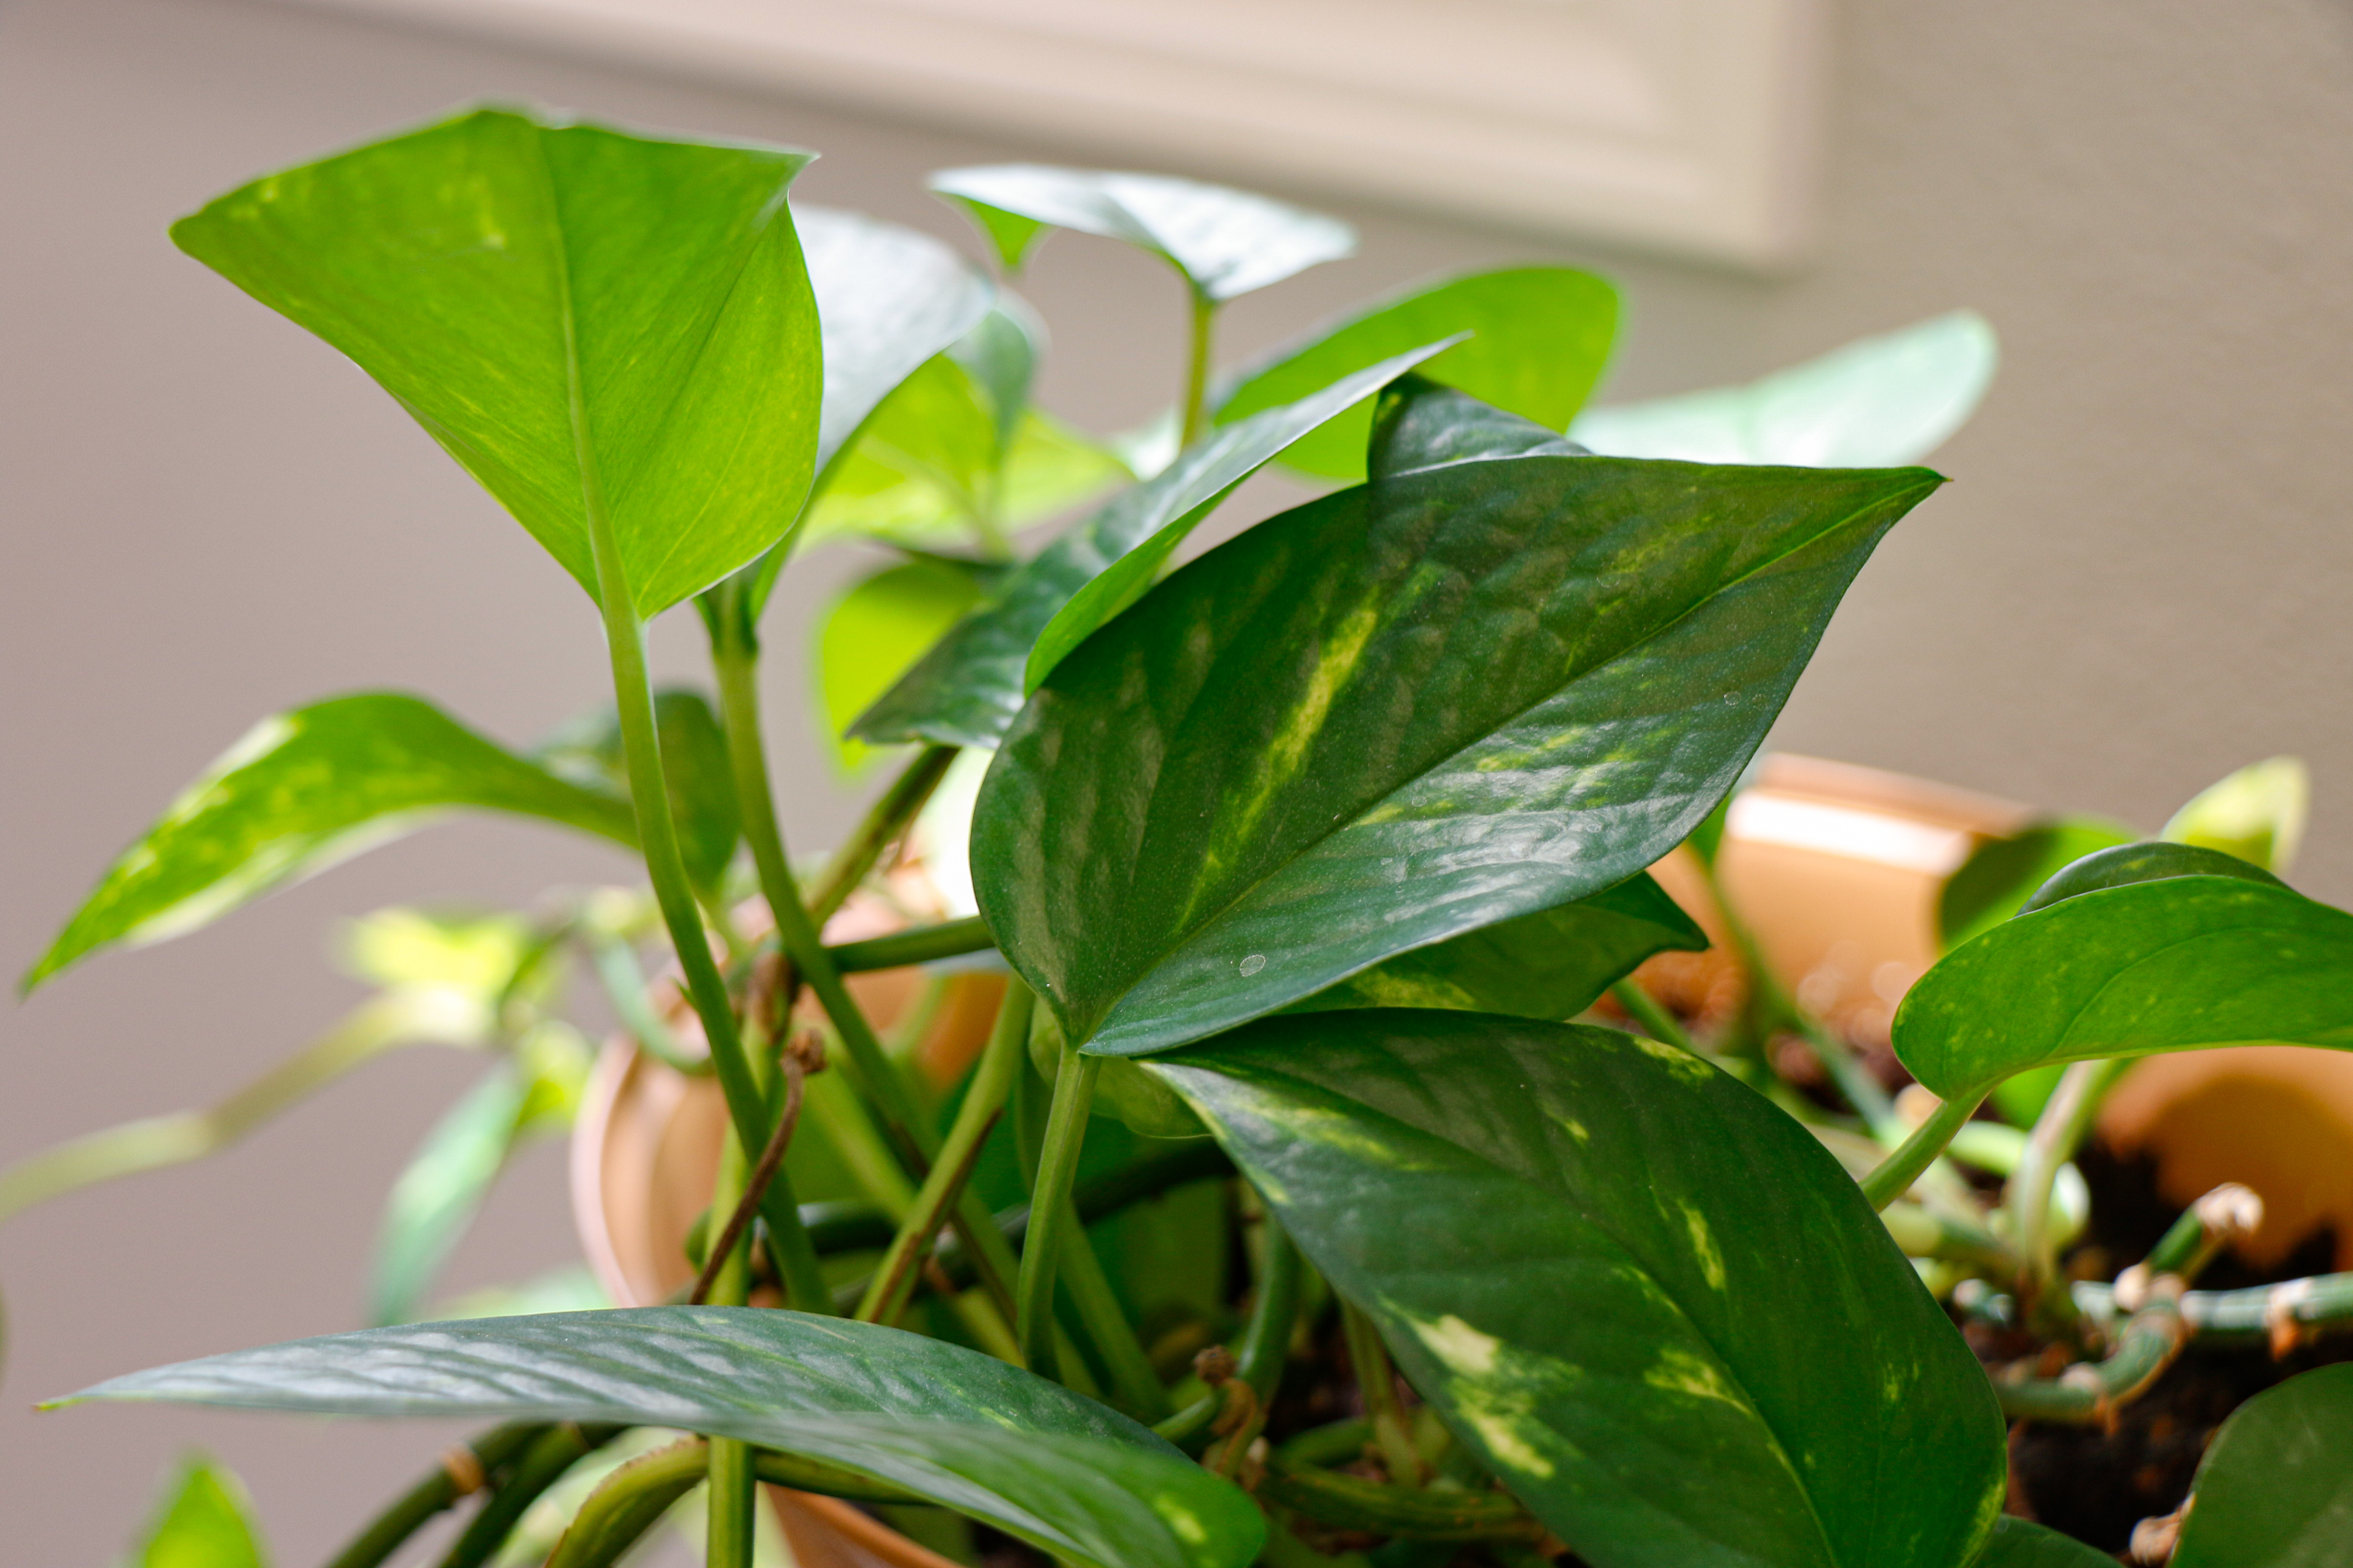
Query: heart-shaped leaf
[[853, 343, 1457, 749], [1971, 1517, 2113, 1567], [931, 165, 1354, 300], [1282, 873, 1704, 1020], [1147, 1011, 2004, 1568], [1215, 268, 1618, 481], [1938, 817, 2138, 953], [53, 1308, 1264, 1568], [976, 454, 1938, 1055], [23, 694, 636, 993], [2172, 1362, 2353, 1567], [1894, 869, 2353, 1103], [1571, 311, 1997, 468], [131, 1454, 267, 1568], [815, 558, 993, 775], [173, 106, 823, 620]]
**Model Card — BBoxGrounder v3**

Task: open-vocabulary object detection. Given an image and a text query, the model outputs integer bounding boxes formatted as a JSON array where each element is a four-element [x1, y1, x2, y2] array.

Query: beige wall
[[5, 0, 2351, 1559]]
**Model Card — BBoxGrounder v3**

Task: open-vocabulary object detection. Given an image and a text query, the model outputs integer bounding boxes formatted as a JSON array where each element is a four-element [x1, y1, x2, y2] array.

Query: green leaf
[[1970, 1516, 2113, 1567], [2172, 1362, 2353, 1567], [1937, 816, 2139, 953], [1893, 872, 2353, 1102], [132, 1453, 268, 1568], [2017, 841, 2286, 914], [1281, 874, 1705, 1020], [2164, 755, 2309, 875], [1022, 341, 1458, 691], [931, 165, 1354, 300], [23, 694, 636, 993], [536, 688, 739, 894], [173, 106, 822, 619], [855, 343, 1458, 748], [56, 1308, 1263, 1568], [1215, 268, 1618, 482], [815, 559, 991, 776], [1364, 374, 1591, 477], [1147, 1011, 2004, 1568], [1031, 1010, 1208, 1141], [1571, 311, 1997, 467], [976, 455, 1940, 1055]]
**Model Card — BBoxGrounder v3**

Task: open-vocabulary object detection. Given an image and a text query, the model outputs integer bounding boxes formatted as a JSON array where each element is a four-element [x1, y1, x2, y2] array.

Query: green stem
[[829, 917, 995, 973], [1258, 1457, 1543, 1543], [547, 1439, 708, 1568], [1180, 292, 1216, 447], [436, 1423, 621, 1568], [1051, 1203, 1172, 1419], [1018, 1050, 1101, 1375], [1341, 1301, 1423, 1486], [705, 1436, 756, 1568], [810, 744, 958, 925], [858, 983, 1033, 1325], [1995, 1285, 2187, 1424], [2008, 1057, 2128, 1329], [585, 932, 710, 1077], [1859, 1093, 1984, 1211], [1607, 978, 1699, 1056], [325, 1424, 545, 1568], [1159, 1216, 1302, 1449], [2073, 1270, 2353, 1346]]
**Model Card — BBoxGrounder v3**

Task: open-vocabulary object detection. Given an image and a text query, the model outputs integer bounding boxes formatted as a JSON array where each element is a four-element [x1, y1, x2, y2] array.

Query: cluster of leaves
[[14, 103, 2353, 1568]]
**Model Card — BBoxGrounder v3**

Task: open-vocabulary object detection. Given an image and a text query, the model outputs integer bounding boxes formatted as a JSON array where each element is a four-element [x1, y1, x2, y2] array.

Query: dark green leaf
[[976, 457, 1939, 1055], [815, 560, 990, 775], [856, 343, 1458, 748], [55, 1308, 1261, 1568], [1364, 374, 1590, 478], [1893, 875, 2353, 1102], [536, 689, 738, 894], [2162, 755, 2309, 875], [1024, 341, 1457, 690], [2173, 1362, 2353, 1567], [1215, 268, 1618, 481], [1148, 1011, 2004, 1568], [132, 1453, 268, 1568], [174, 106, 821, 619], [1937, 817, 2137, 952], [931, 165, 1354, 300], [1970, 1516, 2113, 1567], [2018, 841, 2285, 915], [1282, 874, 1705, 1020], [1571, 311, 1997, 468], [23, 694, 636, 993]]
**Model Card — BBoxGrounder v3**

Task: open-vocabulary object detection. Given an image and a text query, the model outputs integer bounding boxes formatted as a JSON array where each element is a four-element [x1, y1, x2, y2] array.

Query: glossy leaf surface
[[25, 694, 636, 993], [133, 1454, 267, 1568], [856, 344, 1459, 748], [1572, 311, 1996, 467], [1283, 873, 1705, 1020], [2016, 841, 2285, 914], [1937, 816, 2137, 952], [932, 165, 1354, 300], [1023, 341, 1456, 690], [1149, 1012, 2004, 1568], [976, 455, 1938, 1054], [1971, 1517, 2113, 1567], [174, 107, 821, 618], [2163, 755, 2308, 874], [1895, 875, 2353, 1101], [1216, 268, 1618, 481], [815, 559, 991, 774], [58, 1308, 1263, 1568], [2173, 1362, 2353, 1567]]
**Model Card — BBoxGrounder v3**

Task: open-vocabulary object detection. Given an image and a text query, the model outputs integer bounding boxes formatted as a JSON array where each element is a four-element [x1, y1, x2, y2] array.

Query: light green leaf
[[174, 106, 822, 619], [2164, 755, 2309, 875], [815, 559, 992, 776], [536, 688, 739, 895], [1572, 311, 1997, 467], [56, 1308, 1264, 1568], [24, 694, 636, 993], [1894, 863, 2353, 1103], [1215, 267, 1618, 482], [856, 342, 1458, 748], [1149, 1011, 2004, 1568], [1937, 816, 2139, 953], [1023, 340, 1457, 690], [131, 1453, 268, 1568], [931, 165, 1354, 300], [974, 445, 1939, 1055], [2173, 1362, 2353, 1567], [1281, 874, 1705, 1021], [1970, 1516, 2113, 1566]]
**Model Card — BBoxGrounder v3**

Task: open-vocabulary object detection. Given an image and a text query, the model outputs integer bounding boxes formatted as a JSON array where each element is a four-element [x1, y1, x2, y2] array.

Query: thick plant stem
[[705, 1437, 756, 1568], [325, 1424, 545, 1568], [547, 1440, 708, 1568], [436, 1422, 620, 1568], [2009, 1058, 2129, 1325], [810, 744, 957, 924], [1052, 1204, 1172, 1419], [1860, 1093, 1984, 1211], [858, 983, 1033, 1326], [1018, 1050, 1102, 1375], [1180, 292, 1216, 447], [1341, 1301, 1425, 1487], [829, 917, 995, 973]]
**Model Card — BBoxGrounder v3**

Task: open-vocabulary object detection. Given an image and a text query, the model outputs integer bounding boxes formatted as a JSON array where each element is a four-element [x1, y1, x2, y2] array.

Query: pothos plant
[[10, 104, 2352, 1568]]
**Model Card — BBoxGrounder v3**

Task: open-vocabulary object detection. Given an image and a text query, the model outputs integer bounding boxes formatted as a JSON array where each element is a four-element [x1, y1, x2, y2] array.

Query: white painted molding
[[276, 0, 1826, 268]]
